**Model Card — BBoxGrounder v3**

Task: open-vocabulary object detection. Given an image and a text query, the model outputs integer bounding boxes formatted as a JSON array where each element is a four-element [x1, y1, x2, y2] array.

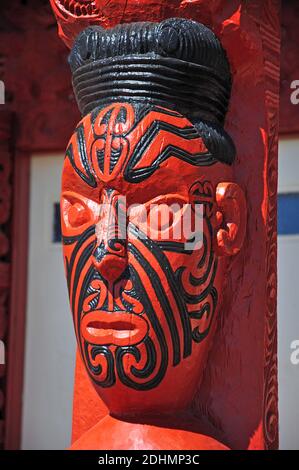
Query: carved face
[[61, 102, 244, 416]]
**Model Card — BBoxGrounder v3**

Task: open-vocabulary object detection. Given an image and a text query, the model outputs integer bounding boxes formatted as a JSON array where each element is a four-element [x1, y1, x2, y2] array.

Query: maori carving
[[61, 19, 247, 449], [258, 0, 280, 451], [0, 0, 280, 452], [50, 0, 128, 47], [0, 111, 13, 448], [62, 102, 230, 391], [61, 103, 224, 391]]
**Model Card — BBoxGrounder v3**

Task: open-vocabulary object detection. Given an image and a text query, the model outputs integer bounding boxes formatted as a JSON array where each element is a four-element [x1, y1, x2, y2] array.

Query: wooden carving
[[50, 0, 280, 450], [0, 111, 13, 448]]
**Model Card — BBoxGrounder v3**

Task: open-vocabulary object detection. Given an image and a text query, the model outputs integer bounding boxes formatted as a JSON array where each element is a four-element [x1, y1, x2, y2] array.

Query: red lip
[[81, 311, 148, 346]]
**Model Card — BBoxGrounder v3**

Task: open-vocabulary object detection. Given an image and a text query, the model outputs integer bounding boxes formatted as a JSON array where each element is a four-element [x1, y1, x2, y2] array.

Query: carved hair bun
[[70, 19, 230, 80], [69, 18, 235, 165]]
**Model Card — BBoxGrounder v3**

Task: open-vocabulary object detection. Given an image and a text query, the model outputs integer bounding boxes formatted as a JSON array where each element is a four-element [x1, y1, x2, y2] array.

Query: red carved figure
[[60, 19, 247, 449], [49, 0, 129, 47]]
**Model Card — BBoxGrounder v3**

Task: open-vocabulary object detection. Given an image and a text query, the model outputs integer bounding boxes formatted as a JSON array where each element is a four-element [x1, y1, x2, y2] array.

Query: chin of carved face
[[61, 102, 230, 411]]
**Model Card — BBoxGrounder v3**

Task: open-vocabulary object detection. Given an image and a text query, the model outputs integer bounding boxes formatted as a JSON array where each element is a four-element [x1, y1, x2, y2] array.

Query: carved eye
[[148, 196, 186, 231], [148, 204, 174, 231], [61, 191, 97, 233], [129, 194, 188, 239], [68, 202, 91, 228]]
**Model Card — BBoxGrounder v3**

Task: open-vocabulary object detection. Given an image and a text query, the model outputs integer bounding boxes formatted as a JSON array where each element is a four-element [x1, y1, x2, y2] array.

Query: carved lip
[[81, 311, 148, 346]]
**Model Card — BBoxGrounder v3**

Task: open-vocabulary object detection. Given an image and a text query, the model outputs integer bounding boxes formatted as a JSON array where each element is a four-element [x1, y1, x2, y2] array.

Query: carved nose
[[92, 240, 127, 283]]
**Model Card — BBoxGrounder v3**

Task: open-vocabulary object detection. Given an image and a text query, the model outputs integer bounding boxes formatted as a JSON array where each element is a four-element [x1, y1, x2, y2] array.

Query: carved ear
[[215, 182, 247, 256]]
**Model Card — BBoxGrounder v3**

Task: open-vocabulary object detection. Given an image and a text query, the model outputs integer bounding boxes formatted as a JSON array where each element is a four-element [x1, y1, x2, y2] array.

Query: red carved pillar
[[50, 0, 280, 450], [0, 111, 14, 449]]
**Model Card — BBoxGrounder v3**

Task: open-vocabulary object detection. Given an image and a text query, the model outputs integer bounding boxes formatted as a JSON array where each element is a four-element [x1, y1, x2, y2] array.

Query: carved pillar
[[0, 111, 13, 449], [50, 0, 280, 450]]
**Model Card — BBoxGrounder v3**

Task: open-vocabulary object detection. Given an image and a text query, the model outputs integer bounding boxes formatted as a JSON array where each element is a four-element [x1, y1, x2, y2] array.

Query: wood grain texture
[[259, 0, 280, 451]]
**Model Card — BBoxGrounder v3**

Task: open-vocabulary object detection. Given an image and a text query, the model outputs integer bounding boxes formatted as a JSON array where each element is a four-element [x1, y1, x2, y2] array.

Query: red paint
[[71, 415, 229, 450], [61, 101, 246, 443], [80, 311, 149, 347], [215, 183, 247, 257], [0, 2, 80, 152], [0, 0, 282, 450], [4, 150, 30, 450], [0, 2, 80, 448], [0, 111, 14, 448], [51, 1, 280, 450], [71, 351, 107, 444]]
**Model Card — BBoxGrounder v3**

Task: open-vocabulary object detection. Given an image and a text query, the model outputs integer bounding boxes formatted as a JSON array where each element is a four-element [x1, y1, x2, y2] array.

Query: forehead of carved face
[[61, 102, 233, 415]]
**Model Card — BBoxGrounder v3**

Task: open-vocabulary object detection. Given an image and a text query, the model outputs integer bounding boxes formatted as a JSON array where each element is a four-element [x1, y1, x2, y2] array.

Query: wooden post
[[0, 111, 14, 449], [50, 0, 280, 449]]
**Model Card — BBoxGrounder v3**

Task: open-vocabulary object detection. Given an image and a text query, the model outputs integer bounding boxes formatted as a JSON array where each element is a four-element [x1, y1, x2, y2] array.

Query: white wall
[[21, 154, 76, 450], [278, 137, 299, 450]]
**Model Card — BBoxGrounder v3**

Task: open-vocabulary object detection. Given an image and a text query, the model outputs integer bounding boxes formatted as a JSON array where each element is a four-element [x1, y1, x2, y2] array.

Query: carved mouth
[[81, 311, 148, 346], [56, 0, 100, 17]]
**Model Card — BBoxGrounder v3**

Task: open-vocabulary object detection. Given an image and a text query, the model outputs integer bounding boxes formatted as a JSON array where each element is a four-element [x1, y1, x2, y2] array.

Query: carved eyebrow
[[123, 109, 216, 183], [65, 122, 97, 188], [65, 104, 221, 190], [141, 194, 190, 206]]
